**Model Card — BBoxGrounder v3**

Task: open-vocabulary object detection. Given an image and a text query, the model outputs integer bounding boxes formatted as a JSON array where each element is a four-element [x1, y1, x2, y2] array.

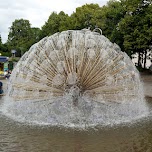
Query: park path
[[141, 73, 152, 98]]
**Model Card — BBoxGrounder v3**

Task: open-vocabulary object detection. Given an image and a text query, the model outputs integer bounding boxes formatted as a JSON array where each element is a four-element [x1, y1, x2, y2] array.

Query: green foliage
[[39, 11, 70, 39], [0, 35, 2, 44], [119, 0, 152, 62], [70, 4, 101, 30], [8, 19, 31, 44], [67, 1, 125, 51], [94, 0, 126, 50], [2, 0, 152, 70], [0, 34, 11, 56], [7, 19, 41, 56]]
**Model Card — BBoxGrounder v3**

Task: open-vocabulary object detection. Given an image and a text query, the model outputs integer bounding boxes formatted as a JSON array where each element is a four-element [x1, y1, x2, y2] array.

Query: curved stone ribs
[[8, 29, 140, 103]]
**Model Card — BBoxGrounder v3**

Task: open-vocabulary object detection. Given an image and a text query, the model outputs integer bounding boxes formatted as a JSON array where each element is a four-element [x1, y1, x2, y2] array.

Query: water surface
[[0, 97, 152, 152]]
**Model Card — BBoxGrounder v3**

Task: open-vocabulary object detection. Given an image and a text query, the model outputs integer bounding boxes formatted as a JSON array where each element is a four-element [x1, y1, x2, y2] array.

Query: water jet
[[1, 29, 149, 128]]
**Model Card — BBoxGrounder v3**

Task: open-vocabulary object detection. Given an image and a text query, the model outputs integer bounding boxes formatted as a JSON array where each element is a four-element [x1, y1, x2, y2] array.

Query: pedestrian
[[4, 70, 7, 79], [4, 70, 11, 79]]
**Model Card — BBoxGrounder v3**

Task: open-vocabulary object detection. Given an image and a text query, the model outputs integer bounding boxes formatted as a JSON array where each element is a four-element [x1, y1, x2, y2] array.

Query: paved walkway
[[141, 73, 152, 98]]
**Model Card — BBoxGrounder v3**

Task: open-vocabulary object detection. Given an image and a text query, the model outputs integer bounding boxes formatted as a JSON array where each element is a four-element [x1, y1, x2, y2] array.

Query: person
[[4, 70, 11, 79], [0, 81, 3, 94], [7, 70, 11, 79], [4, 70, 7, 79], [8, 70, 12, 75]]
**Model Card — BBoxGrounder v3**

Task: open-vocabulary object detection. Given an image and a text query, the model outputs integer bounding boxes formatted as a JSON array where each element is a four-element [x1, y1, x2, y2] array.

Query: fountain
[[1, 29, 149, 128]]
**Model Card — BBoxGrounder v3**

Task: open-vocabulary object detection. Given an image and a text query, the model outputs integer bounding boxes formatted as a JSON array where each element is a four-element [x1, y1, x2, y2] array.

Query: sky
[[0, 0, 108, 43]]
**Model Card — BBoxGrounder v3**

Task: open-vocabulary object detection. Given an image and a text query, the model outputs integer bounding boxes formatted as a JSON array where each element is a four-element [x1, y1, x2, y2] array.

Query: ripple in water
[[0, 95, 150, 129]]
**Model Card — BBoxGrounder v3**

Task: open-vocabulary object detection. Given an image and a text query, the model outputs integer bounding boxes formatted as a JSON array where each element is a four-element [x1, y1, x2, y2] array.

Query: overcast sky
[[0, 0, 108, 43]]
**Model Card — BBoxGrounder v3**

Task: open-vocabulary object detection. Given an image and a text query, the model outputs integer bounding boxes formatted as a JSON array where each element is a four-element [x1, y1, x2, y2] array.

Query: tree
[[0, 34, 3, 55], [8, 19, 41, 56], [70, 2, 125, 50], [94, 0, 126, 49], [0, 35, 2, 45], [39, 11, 70, 39], [27, 27, 41, 46], [0, 35, 11, 56], [119, 0, 152, 67], [8, 19, 31, 44], [58, 11, 72, 31], [70, 4, 101, 30], [8, 19, 32, 55]]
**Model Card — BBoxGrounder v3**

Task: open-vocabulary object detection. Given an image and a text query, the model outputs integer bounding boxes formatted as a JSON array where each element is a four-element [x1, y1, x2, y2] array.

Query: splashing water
[[0, 29, 149, 128]]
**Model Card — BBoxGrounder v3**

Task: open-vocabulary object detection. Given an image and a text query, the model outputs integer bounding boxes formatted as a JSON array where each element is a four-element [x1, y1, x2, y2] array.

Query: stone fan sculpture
[[8, 29, 141, 104]]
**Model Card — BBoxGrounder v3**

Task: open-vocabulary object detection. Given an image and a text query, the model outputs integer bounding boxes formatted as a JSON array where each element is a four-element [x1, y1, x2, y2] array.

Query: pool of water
[[0, 97, 152, 152]]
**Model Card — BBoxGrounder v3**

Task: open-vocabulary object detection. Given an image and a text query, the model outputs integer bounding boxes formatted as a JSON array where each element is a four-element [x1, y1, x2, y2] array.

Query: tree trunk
[[144, 49, 147, 69], [138, 51, 141, 67]]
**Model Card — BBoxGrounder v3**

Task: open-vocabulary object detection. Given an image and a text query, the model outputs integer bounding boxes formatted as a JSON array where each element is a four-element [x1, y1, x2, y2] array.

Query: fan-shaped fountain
[[1, 29, 149, 128]]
